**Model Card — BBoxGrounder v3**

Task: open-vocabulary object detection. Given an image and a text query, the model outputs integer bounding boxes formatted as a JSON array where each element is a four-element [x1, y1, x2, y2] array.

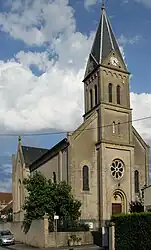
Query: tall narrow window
[[53, 172, 57, 183], [113, 121, 116, 134], [90, 89, 93, 109], [117, 85, 121, 104], [94, 84, 98, 106], [117, 122, 120, 134], [134, 170, 139, 193], [83, 165, 89, 191], [108, 83, 112, 103]]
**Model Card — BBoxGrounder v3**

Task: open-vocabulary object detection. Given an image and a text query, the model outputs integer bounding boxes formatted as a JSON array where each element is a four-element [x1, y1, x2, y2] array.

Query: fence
[[49, 219, 89, 232]]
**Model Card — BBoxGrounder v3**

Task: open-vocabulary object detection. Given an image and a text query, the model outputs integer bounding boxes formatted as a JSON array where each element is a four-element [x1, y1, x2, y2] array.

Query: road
[[0, 244, 103, 250]]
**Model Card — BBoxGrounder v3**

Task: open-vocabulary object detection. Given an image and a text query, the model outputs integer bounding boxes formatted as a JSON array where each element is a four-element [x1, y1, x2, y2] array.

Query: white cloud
[[122, 0, 151, 8], [131, 93, 151, 141], [15, 51, 53, 72], [118, 34, 141, 46], [134, 0, 151, 8], [0, 0, 76, 46], [0, 179, 12, 192], [84, 0, 99, 10], [0, 0, 149, 146]]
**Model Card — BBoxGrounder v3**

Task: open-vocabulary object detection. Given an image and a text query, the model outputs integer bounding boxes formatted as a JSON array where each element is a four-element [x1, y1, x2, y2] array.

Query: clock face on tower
[[110, 57, 119, 66]]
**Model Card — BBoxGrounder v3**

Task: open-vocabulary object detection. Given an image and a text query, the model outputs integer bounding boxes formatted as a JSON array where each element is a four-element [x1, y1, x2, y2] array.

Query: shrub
[[112, 212, 151, 250]]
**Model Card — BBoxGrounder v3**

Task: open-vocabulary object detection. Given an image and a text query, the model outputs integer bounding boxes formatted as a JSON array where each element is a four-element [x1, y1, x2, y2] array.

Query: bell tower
[[83, 5, 132, 145], [82, 4, 137, 222]]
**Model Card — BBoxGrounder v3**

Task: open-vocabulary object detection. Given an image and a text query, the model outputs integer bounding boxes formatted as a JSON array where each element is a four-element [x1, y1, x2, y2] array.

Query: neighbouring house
[[12, 6, 150, 229], [0, 192, 12, 218]]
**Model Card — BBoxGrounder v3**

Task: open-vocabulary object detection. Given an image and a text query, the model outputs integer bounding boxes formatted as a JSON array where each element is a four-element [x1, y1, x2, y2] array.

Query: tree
[[22, 171, 81, 232], [129, 200, 144, 213]]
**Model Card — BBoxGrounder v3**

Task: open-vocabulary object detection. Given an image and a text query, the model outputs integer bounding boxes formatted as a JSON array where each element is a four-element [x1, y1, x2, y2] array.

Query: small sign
[[85, 222, 93, 230], [54, 215, 59, 220]]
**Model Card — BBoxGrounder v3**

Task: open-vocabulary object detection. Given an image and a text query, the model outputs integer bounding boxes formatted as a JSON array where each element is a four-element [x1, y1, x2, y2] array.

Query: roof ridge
[[21, 145, 48, 150]]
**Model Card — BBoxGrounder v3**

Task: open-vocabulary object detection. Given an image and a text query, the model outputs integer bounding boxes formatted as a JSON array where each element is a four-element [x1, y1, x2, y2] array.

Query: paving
[[4, 243, 103, 250]]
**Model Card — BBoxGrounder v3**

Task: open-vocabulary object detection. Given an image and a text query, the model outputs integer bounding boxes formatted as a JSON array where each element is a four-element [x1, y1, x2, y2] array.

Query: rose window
[[110, 159, 124, 180]]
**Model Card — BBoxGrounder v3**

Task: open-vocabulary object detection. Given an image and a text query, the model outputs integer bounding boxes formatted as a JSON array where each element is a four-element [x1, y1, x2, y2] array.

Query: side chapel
[[12, 6, 149, 228]]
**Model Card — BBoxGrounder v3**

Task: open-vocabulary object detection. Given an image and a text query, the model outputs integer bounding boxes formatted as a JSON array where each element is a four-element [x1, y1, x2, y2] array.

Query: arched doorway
[[111, 190, 126, 215]]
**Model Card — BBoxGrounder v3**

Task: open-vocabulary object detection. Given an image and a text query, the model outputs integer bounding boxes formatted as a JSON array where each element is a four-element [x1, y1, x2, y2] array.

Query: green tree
[[129, 200, 144, 213], [22, 171, 81, 232]]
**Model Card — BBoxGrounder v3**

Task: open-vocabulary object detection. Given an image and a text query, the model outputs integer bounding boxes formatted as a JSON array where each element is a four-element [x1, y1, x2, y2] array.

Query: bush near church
[[112, 212, 151, 250]]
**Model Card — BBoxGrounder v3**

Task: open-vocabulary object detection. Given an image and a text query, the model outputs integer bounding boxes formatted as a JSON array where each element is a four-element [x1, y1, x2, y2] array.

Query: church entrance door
[[112, 203, 122, 215]]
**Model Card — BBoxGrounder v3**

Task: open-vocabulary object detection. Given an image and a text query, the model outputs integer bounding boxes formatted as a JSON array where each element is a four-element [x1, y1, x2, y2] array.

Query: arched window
[[94, 84, 98, 106], [83, 165, 89, 191], [53, 172, 57, 183], [134, 170, 139, 193], [113, 121, 116, 134], [117, 85, 121, 104], [90, 89, 93, 109], [108, 83, 112, 103], [117, 122, 120, 134]]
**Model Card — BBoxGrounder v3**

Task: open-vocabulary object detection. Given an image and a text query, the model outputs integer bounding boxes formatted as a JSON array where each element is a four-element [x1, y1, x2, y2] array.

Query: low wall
[[1, 219, 45, 248], [1, 215, 93, 248], [46, 231, 93, 248]]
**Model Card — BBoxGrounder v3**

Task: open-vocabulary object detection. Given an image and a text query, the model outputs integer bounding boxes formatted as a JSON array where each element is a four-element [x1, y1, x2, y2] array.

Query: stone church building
[[12, 7, 149, 229]]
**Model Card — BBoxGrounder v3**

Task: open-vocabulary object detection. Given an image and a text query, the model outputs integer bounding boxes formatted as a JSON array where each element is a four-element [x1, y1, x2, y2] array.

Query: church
[[12, 6, 150, 229]]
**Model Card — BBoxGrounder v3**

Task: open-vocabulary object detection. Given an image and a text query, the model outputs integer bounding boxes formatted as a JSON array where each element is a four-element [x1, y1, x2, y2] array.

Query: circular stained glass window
[[110, 159, 124, 180]]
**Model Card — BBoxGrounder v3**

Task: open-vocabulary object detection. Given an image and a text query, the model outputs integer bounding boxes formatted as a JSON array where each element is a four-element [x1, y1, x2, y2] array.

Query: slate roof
[[84, 7, 127, 79], [21, 146, 49, 167], [29, 138, 69, 172]]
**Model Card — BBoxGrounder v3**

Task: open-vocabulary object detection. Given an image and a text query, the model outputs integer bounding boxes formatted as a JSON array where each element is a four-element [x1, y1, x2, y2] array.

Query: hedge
[[112, 212, 151, 250]]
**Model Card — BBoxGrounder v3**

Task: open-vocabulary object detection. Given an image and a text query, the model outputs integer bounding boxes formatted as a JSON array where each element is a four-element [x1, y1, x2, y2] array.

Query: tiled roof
[[21, 146, 48, 167], [0, 192, 12, 204], [1, 201, 12, 214]]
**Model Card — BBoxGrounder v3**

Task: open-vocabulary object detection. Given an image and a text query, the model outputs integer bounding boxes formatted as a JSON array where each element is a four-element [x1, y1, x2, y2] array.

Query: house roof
[[0, 193, 12, 204], [21, 146, 49, 167], [29, 138, 69, 172], [84, 7, 127, 80], [1, 200, 12, 214]]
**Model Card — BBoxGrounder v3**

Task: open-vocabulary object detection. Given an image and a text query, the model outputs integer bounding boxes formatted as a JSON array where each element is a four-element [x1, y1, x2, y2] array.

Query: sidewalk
[[5, 242, 102, 250]]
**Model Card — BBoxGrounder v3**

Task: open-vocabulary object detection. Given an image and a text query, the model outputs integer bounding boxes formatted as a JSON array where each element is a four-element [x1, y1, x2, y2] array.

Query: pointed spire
[[84, 5, 127, 80]]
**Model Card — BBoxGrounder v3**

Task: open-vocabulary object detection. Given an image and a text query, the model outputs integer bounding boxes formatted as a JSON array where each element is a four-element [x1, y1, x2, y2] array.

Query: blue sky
[[0, 0, 150, 191]]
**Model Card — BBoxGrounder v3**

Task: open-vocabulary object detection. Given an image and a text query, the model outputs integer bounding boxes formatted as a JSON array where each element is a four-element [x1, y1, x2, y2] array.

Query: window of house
[[94, 84, 98, 106], [53, 172, 57, 183], [90, 89, 93, 109], [113, 121, 116, 134], [117, 85, 121, 104], [82, 165, 89, 191], [134, 170, 139, 193], [108, 83, 112, 103]]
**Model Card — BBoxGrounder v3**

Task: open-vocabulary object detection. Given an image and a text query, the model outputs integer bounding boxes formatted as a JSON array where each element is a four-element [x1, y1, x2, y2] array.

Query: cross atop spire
[[18, 135, 21, 143], [102, 0, 105, 9]]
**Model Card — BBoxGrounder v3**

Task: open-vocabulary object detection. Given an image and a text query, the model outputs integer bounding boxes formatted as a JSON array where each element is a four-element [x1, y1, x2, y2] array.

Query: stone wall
[[0, 219, 45, 248], [47, 231, 93, 248], [1, 215, 93, 248]]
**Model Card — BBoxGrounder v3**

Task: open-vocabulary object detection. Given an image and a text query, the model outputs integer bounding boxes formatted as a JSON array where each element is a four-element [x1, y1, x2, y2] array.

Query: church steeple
[[84, 6, 127, 80]]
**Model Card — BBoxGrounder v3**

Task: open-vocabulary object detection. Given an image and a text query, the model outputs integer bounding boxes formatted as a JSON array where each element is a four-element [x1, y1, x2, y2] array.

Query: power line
[[0, 115, 150, 137]]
